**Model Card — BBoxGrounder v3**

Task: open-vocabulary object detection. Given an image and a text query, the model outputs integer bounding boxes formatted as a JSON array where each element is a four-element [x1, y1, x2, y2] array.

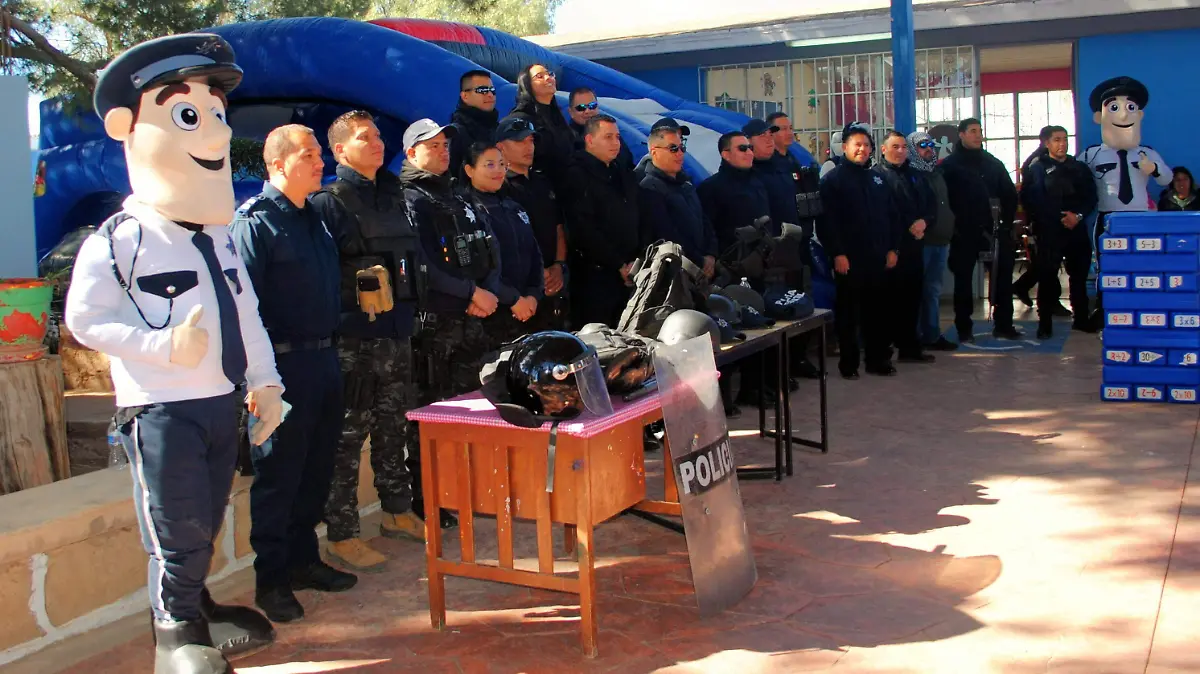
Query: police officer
[[402, 119, 503, 521], [460, 141, 545, 344], [635, 117, 691, 180], [1022, 125, 1098, 339], [65, 33, 282, 673], [230, 124, 355, 623], [567, 87, 635, 171], [448, 69, 500, 178], [697, 131, 771, 258], [497, 115, 570, 331], [310, 110, 425, 573], [638, 123, 716, 276]]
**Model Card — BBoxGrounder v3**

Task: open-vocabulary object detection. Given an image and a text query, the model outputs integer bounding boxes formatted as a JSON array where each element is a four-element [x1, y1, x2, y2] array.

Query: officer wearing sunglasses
[[638, 124, 717, 279], [448, 69, 500, 177], [567, 86, 634, 171], [697, 131, 772, 257]]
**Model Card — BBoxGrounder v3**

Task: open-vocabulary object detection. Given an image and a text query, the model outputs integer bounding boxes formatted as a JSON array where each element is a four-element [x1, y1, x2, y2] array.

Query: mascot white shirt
[[1079, 76, 1171, 214]]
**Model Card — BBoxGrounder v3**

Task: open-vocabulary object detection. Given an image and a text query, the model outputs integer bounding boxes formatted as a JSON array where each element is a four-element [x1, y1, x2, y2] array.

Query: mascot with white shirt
[[1080, 76, 1171, 327], [65, 34, 282, 674]]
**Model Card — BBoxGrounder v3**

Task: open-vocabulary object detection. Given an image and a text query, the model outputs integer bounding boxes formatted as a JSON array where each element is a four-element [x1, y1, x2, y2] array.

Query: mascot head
[[94, 34, 243, 226], [1090, 76, 1149, 151]]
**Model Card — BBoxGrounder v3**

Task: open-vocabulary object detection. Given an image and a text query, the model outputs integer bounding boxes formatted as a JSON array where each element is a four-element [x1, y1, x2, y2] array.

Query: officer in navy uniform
[[1079, 76, 1171, 327], [230, 124, 356, 624], [65, 33, 282, 674]]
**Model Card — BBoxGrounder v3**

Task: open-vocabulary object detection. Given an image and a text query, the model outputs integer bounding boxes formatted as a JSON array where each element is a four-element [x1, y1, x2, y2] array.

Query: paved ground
[[28, 311, 1200, 674]]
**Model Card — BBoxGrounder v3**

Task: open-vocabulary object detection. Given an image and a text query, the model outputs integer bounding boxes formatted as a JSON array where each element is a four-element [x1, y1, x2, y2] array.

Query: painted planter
[[0, 278, 53, 363]]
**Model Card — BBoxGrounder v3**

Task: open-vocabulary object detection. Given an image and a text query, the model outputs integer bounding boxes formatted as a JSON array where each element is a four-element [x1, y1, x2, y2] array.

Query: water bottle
[[740, 277, 752, 289], [107, 418, 128, 470]]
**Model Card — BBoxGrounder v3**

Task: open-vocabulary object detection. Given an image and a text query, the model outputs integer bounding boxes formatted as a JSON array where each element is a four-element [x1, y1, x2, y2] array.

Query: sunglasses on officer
[[653, 143, 686, 154], [573, 101, 599, 112], [916, 140, 935, 149], [465, 85, 496, 95], [734, 144, 753, 153]]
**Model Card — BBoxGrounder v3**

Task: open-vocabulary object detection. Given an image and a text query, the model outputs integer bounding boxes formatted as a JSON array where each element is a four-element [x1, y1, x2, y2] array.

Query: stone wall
[[0, 445, 379, 666]]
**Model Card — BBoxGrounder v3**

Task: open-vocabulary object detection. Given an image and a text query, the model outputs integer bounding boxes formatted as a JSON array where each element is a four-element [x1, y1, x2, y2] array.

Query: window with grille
[[701, 47, 977, 163], [981, 90, 1076, 184]]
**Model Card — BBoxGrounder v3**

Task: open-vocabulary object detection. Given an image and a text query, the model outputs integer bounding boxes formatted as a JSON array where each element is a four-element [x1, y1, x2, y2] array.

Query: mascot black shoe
[[200, 589, 275, 657], [152, 618, 233, 674]]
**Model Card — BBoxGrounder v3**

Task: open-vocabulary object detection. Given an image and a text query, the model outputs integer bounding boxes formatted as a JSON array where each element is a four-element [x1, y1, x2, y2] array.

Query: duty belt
[[273, 337, 335, 354]]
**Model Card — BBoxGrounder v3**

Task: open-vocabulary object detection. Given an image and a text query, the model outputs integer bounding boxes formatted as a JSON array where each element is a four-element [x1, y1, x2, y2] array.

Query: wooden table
[[407, 391, 669, 657]]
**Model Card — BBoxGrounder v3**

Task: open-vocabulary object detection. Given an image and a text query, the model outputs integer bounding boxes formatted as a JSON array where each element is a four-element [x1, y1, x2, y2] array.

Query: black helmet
[[657, 309, 720, 353], [707, 293, 740, 326], [481, 331, 615, 428], [720, 283, 766, 315]]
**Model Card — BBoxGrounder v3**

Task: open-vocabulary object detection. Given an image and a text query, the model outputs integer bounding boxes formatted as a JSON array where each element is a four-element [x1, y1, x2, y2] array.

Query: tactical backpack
[[616, 240, 708, 339], [575, 324, 658, 394]]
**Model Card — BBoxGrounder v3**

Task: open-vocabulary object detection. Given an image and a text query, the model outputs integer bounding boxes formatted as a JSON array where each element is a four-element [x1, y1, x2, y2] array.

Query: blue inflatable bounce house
[[34, 17, 829, 302]]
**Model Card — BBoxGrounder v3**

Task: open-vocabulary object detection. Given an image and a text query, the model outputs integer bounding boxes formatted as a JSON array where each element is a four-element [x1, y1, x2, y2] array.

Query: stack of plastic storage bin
[[1100, 212, 1200, 403]]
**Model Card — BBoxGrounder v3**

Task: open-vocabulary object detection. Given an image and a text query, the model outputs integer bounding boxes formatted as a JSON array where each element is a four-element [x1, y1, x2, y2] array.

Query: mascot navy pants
[[118, 392, 241, 622], [249, 347, 342, 588]]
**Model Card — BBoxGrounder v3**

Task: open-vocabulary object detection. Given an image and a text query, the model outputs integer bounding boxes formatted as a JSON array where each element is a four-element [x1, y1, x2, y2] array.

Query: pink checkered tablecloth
[[405, 389, 663, 439]]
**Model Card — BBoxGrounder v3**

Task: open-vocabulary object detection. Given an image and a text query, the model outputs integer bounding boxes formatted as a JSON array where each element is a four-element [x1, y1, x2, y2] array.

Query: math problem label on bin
[[1167, 274, 1199, 292], [1171, 387, 1199, 403], [1140, 312, 1168, 328], [1173, 313, 1200, 329], [1170, 350, 1200, 367], [1137, 386, 1165, 401], [1134, 275, 1163, 290], [1101, 274, 1129, 289], [1107, 312, 1135, 327], [1103, 386, 1132, 401], [1135, 237, 1164, 252], [1105, 349, 1133, 364], [1138, 349, 1167, 365], [1101, 236, 1130, 252]]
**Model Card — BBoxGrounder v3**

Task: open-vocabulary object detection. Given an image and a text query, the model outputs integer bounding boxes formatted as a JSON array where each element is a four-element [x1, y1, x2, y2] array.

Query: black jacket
[[817, 159, 901, 273], [399, 163, 503, 315], [638, 164, 717, 265], [697, 160, 772, 254], [1159, 190, 1200, 212], [941, 142, 1018, 250], [503, 169, 562, 268], [1020, 154, 1097, 238], [448, 102, 499, 179], [754, 154, 802, 235], [462, 187, 545, 305], [561, 150, 642, 273], [310, 165, 415, 339], [510, 98, 576, 189], [875, 159, 937, 248], [570, 120, 634, 172]]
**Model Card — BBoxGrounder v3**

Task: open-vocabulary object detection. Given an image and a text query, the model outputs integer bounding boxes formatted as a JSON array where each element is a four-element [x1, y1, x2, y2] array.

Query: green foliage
[[230, 137, 267, 181], [367, 0, 562, 36]]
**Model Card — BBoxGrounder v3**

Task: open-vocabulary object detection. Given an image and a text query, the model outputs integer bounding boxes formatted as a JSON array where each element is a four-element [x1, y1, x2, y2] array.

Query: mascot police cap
[[1088, 76, 1149, 114], [94, 33, 243, 118]]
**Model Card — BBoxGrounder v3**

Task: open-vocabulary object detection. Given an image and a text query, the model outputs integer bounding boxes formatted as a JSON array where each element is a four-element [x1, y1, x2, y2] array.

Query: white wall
[[0, 77, 36, 277]]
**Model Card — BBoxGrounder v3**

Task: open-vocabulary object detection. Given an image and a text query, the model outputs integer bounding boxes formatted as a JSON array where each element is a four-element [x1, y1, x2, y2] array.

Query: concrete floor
[[19, 304, 1200, 674]]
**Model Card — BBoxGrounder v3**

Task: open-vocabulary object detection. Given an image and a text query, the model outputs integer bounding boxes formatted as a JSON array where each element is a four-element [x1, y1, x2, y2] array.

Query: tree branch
[[2, 9, 97, 89]]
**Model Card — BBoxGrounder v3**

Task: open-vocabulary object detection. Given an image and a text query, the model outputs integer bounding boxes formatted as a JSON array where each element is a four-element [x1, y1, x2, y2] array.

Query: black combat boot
[[200, 588, 275, 657], [152, 617, 232, 674]]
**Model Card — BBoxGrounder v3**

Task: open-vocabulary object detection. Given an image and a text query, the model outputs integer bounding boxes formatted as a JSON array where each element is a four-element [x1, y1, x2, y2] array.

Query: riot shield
[[652, 336, 756, 616]]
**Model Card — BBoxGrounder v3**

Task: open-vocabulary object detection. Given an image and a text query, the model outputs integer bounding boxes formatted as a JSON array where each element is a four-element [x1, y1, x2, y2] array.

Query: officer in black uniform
[[402, 119, 505, 521], [310, 110, 428, 573], [1021, 125, 1098, 339], [497, 115, 570, 331], [231, 124, 354, 623], [697, 131, 772, 256]]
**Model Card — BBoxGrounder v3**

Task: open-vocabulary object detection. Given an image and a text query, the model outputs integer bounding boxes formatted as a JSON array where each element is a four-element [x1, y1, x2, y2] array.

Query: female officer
[[459, 141, 545, 345]]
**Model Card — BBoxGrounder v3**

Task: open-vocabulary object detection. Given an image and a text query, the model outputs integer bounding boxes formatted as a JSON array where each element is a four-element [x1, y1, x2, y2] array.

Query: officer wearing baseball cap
[[403, 118, 458, 156], [635, 117, 692, 179], [93, 33, 242, 118]]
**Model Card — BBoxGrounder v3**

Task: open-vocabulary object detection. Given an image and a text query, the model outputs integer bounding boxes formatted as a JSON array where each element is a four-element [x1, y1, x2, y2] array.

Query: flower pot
[[0, 278, 53, 363]]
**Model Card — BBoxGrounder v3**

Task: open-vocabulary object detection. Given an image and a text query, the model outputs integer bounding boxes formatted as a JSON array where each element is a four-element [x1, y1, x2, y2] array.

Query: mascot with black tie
[[65, 34, 283, 673], [1080, 76, 1172, 327]]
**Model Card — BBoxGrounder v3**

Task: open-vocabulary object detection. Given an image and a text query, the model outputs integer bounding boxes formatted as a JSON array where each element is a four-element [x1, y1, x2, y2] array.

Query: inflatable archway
[[33, 17, 814, 259]]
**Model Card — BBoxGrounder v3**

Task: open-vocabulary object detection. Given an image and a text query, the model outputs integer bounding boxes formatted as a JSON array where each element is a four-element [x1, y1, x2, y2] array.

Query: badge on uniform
[[518, 210, 530, 225]]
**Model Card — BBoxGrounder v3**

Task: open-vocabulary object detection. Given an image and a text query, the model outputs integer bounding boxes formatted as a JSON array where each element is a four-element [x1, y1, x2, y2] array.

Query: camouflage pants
[[324, 337, 417, 542]]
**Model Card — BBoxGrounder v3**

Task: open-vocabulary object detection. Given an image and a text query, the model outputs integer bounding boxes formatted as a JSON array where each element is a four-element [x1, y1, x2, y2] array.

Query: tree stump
[[0, 356, 70, 494]]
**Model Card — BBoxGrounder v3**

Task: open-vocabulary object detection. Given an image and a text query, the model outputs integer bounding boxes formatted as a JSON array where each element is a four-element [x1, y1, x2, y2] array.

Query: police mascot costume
[[65, 34, 283, 674], [1080, 76, 1171, 325]]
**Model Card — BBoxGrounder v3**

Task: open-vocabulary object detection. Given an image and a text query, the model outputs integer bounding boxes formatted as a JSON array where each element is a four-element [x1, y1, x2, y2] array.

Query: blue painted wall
[[1077, 28, 1200, 201], [623, 66, 702, 103]]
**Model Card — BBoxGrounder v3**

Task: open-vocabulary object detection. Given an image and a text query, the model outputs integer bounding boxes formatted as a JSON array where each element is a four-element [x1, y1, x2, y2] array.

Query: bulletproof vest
[[322, 179, 419, 310], [412, 183, 495, 282], [792, 164, 824, 219]]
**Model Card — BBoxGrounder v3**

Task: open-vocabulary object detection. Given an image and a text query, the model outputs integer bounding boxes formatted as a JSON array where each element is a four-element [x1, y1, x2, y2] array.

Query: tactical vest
[[410, 183, 495, 283], [321, 179, 420, 311]]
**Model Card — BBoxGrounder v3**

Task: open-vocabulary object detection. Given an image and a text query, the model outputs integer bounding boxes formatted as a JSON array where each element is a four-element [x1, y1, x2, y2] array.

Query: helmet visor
[[552, 350, 614, 417]]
